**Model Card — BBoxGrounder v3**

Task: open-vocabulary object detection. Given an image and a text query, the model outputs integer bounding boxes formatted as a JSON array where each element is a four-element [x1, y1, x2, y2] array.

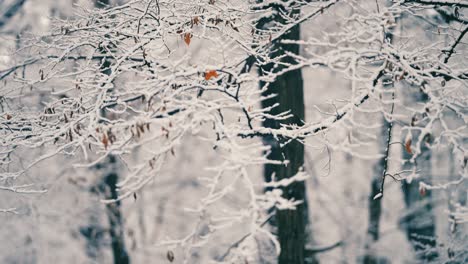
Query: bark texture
[[258, 3, 315, 264]]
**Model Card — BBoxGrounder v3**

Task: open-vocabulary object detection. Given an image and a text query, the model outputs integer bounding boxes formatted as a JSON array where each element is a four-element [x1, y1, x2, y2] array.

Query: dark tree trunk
[[400, 90, 437, 261], [363, 3, 395, 262], [367, 174, 383, 242], [258, 3, 315, 264], [401, 143, 437, 261], [101, 156, 130, 264], [82, 2, 131, 263], [363, 119, 389, 264]]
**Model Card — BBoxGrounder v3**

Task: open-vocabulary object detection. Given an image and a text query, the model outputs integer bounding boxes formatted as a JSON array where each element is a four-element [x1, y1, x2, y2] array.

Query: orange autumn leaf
[[205, 70, 218, 80], [405, 139, 412, 154], [184, 33, 192, 46]]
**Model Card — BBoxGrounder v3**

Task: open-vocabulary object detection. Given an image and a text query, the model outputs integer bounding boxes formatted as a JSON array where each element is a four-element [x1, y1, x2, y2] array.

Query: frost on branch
[[1, 0, 319, 262]]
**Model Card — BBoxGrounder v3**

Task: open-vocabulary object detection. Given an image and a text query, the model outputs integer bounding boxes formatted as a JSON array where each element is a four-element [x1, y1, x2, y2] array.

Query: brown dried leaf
[[167, 250, 175, 262], [405, 139, 412, 154], [419, 185, 426, 197], [184, 33, 192, 46], [102, 134, 109, 149]]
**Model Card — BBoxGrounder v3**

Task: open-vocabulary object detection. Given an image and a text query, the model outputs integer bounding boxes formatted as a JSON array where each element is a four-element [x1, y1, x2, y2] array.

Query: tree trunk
[[401, 143, 437, 261], [363, 3, 394, 262], [258, 3, 315, 264], [101, 156, 130, 264], [82, 1, 131, 263], [363, 119, 389, 264], [400, 90, 437, 261]]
